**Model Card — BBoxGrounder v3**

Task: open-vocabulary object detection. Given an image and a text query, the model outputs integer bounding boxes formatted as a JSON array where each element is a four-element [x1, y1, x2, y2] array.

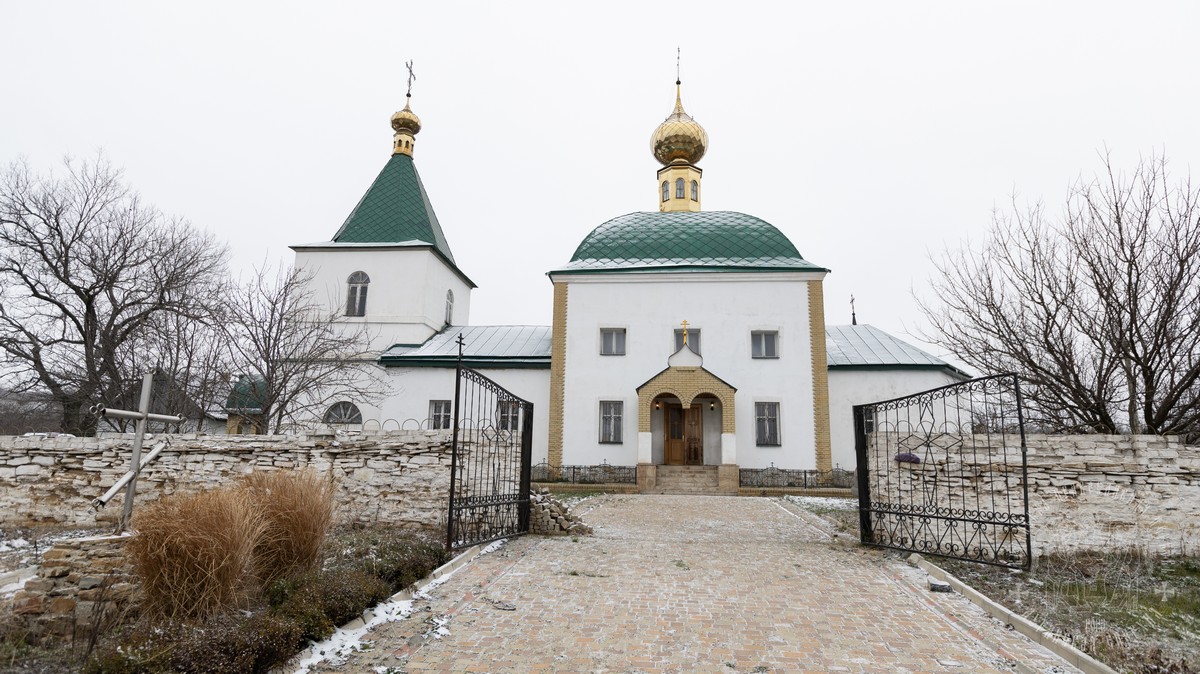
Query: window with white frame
[[675, 177, 685, 199], [751, 331, 779, 358], [600, 328, 626, 355], [755, 402, 780, 446], [497, 400, 521, 431], [673, 328, 701, 354], [445, 290, 454, 325], [599, 401, 623, 443], [429, 400, 452, 430], [346, 271, 370, 317]]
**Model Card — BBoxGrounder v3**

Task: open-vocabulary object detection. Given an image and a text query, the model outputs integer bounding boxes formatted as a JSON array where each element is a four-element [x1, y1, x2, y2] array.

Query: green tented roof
[[551, 211, 826, 274], [331, 153, 456, 264]]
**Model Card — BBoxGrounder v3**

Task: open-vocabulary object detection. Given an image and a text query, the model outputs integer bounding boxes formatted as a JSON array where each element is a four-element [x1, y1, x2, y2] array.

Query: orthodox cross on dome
[[405, 60, 416, 98], [681, 319, 689, 345], [676, 46, 681, 85]]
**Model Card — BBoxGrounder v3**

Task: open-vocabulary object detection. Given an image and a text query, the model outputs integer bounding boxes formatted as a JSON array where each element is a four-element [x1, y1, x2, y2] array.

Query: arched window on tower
[[346, 271, 370, 317], [661, 181, 669, 202], [445, 290, 454, 325], [691, 180, 698, 201], [675, 178, 685, 199]]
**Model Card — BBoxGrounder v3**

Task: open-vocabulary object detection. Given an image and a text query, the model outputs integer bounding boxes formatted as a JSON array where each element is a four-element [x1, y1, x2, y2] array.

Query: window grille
[[599, 401, 623, 443], [755, 402, 780, 446]]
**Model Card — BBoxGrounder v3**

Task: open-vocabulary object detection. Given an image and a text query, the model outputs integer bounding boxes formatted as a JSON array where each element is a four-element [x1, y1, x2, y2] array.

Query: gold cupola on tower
[[652, 80, 707, 212], [391, 95, 421, 156]]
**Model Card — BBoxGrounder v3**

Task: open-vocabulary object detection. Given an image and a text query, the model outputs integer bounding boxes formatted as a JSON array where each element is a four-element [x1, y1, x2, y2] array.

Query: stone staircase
[[645, 465, 733, 495]]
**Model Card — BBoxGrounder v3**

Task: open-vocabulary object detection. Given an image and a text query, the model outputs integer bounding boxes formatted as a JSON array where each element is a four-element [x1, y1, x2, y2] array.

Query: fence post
[[852, 404, 874, 544], [446, 334, 464, 550]]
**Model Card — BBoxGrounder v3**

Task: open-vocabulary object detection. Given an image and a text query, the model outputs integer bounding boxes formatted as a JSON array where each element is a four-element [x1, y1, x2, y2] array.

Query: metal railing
[[531, 461, 637, 484], [739, 463, 854, 489]]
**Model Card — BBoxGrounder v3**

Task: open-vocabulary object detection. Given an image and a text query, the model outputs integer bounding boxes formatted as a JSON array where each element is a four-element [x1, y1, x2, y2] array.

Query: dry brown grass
[[127, 489, 266, 622], [240, 470, 335, 587]]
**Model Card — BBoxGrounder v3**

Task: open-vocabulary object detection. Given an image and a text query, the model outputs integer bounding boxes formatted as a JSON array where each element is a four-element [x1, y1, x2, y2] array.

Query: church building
[[289, 78, 968, 492]]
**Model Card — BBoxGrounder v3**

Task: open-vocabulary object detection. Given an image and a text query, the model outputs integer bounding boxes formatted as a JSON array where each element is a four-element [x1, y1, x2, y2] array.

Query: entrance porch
[[635, 362, 739, 494]]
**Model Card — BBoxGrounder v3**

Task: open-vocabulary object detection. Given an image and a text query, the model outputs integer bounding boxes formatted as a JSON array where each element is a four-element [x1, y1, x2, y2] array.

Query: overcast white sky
[[3, 2, 1198, 365]]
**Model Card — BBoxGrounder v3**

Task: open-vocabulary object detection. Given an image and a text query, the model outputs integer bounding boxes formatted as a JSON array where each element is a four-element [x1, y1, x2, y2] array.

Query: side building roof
[[380, 325, 552, 369], [825, 324, 970, 378]]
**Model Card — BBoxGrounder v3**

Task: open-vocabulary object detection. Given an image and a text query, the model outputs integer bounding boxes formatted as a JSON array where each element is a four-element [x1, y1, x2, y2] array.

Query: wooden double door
[[664, 403, 704, 465]]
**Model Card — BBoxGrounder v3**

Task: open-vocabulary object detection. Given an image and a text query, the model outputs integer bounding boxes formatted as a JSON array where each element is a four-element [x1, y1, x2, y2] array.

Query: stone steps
[[645, 465, 733, 495]]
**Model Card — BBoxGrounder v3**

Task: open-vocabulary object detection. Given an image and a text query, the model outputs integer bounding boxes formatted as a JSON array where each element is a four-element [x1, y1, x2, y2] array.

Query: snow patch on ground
[[0, 538, 29, 553], [289, 597, 415, 673], [290, 538, 508, 673], [785, 495, 858, 511]]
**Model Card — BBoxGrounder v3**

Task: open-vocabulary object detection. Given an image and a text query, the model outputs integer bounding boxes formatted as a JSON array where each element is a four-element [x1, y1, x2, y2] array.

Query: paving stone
[[308, 495, 1083, 673]]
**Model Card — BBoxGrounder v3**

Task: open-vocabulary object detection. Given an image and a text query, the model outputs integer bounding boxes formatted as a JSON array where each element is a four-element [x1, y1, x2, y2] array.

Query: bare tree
[[0, 155, 229, 435], [921, 153, 1200, 440], [221, 264, 385, 434]]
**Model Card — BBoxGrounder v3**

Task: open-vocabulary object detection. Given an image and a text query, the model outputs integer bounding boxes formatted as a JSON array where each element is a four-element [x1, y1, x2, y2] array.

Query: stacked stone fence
[[867, 433, 1200, 556], [0, 431, 456, 531]]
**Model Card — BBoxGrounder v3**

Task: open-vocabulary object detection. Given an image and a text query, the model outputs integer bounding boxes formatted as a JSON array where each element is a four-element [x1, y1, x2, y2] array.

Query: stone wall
[[10, 535, 134, 646], [0, 431, 455, 530], [867, 433, 1200, 556]]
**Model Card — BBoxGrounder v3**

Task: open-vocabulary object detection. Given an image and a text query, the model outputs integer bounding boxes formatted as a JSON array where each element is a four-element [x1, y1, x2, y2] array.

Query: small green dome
[[555, 211, 826, 274]]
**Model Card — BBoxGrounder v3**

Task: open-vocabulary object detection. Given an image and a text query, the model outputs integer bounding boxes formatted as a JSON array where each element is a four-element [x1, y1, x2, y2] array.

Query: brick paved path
[[314, 495, 1079, 674]]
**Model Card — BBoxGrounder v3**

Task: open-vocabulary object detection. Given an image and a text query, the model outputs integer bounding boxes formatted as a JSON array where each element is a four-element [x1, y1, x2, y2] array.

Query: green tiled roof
[[225, 374, 266, 413], [552, 211, 826, 274], [331, 153, 456, 264]]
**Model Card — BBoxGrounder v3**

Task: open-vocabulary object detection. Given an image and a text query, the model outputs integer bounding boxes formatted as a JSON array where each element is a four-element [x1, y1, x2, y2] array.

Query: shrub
[[126, 489, 266, 621], [269, 569, 391, 641], [240, 471, 335, 587], [167, 612, 302, 674], [332, 529, 448, 593]]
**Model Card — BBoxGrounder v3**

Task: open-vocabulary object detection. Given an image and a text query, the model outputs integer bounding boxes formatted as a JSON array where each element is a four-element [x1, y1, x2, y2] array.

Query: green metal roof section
[[552, 211, 827, 274], [224, 374, 267, 413], [331, 153, 456, 264]]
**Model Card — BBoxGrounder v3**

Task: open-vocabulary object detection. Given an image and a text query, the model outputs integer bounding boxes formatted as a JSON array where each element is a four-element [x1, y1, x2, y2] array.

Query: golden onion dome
[[390, 97, 421, 136], [650, 83, 707, 166]]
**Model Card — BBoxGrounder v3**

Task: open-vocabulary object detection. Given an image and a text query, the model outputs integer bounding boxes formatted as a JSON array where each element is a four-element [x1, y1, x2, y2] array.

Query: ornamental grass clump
[[126, 489, 266, 622], [240, 470, 335, 587]]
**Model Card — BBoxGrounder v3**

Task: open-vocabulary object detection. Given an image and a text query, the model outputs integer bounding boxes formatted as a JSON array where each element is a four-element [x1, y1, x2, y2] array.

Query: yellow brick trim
[[548, 282, 568, 468], [808, 281, 832, 472], [637, 366, 735, 434]]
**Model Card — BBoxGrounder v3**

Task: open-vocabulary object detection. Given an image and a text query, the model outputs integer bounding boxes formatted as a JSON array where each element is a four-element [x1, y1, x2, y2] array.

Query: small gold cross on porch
[[680, 319, 689, 345]]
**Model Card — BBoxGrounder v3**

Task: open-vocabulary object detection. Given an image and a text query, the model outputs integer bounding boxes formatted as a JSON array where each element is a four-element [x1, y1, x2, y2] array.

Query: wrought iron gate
[[446, 348, 533, 550], [853, 373, 1031, 569]]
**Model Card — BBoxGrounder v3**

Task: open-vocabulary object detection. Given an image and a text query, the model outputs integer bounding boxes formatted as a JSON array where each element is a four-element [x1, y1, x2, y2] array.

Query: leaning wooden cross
[[88, 371, 184, 534]]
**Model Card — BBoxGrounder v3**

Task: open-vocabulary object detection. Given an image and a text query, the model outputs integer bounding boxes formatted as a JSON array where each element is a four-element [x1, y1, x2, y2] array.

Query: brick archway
[[636, 366, 736, 435]]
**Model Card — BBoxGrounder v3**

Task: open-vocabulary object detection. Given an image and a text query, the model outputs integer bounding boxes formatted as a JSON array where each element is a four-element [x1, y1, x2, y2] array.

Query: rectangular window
[[673, 329, 701, 354], [497, 400, 521, 431], [599, 401, 623, 444], [429, 400, 452, 430], [751, 331, 779, 358], [600, 328, 626, 356], [755, 402, 780, 446]]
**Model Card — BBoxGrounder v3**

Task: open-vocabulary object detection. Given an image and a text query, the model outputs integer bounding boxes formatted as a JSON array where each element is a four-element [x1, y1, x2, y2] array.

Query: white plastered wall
[[826, 368, 967, 470], [293, 247, 472, 351], [556, 271, 823, 469]]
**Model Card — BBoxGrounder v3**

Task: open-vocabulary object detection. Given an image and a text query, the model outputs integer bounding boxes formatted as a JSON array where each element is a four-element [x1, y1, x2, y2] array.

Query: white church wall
[[293, 247, 472, 351], [376, 366, 549, 463], [559, 272, 820, 469], [826, 368, 966, 471]]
